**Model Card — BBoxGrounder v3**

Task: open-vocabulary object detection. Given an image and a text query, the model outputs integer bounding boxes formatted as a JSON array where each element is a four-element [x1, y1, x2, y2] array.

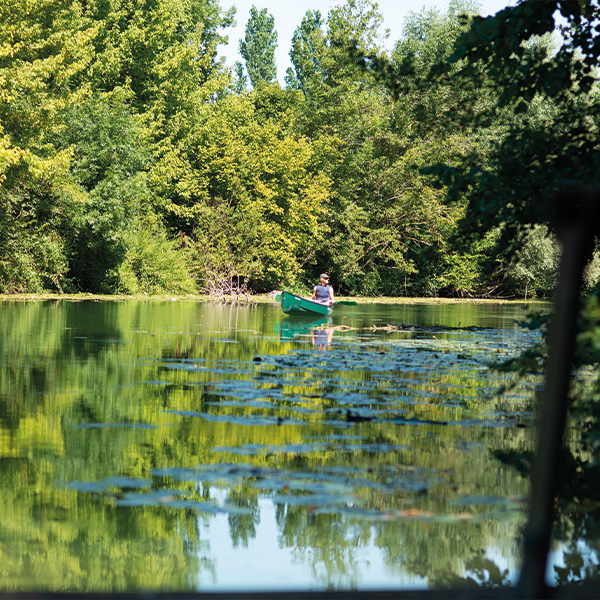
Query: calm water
[[0, 299, 564, 591]]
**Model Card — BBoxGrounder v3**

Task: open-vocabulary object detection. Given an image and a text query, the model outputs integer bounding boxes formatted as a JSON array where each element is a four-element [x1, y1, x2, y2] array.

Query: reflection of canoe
[[275, 316, 331, 340], [280, 291, 333, 316]]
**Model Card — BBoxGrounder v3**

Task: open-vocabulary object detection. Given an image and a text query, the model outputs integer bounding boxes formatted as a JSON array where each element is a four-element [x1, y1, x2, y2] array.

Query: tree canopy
[[427, 0, 600, 247], [2, 0, 598, 298]]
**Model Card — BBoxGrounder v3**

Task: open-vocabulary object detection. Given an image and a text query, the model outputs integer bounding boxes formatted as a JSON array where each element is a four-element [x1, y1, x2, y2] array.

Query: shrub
[[117, 221, 196, 295]]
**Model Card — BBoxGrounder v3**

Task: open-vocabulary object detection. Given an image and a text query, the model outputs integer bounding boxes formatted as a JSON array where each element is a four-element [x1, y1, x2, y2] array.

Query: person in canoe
[[312, 273, 335, 306]]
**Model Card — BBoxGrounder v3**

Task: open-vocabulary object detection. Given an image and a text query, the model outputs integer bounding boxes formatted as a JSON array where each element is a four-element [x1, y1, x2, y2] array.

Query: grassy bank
[[0, 292, 551, 305]]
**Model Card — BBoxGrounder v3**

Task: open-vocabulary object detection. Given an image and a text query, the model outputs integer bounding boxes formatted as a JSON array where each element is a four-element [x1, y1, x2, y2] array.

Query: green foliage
[[391, 0, 494, 139], [0, 0, 234, 295], [415, 1, 600, 520], [449, 1, 599, 108], [52, 91, 152, 292], [239, 6, 278, 87], [509, 225, 560, 299], [78, 0, 234, 122], [285, 10, 325, 92], [233, 61, 248, 94], [0, 0, 94, 292], [0, 182, 71, 293], [294, 0, 492, 296], [412, 229, 503, 298], [0, 0, 95, 151], [3, 0, 586, 298], [55, 90, 150, 192], [150, 90, 335, 292], [118, 220, 196, 295], [426, 1, 600, 255]]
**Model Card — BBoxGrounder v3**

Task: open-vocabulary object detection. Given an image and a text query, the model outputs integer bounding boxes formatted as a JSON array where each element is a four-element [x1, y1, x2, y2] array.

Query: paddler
[[311, 273, 335, 306]]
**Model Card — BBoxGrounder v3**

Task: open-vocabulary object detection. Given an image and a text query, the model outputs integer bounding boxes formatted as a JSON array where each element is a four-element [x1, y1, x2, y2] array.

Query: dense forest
[[1, 0, 598, 297]]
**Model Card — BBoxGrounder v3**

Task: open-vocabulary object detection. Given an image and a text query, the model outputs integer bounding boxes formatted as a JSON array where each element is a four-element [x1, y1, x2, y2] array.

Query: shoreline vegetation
[[3, 0, 592, 302], [0, 292, 550, 305]]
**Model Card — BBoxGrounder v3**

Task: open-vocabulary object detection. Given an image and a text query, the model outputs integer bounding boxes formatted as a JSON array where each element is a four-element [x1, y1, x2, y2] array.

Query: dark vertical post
[[518, 187, 600, 598]]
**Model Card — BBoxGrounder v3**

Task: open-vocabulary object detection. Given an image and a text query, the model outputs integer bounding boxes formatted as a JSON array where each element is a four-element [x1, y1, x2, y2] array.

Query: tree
[[239, 6, 278, 87], [77, 0, 235, 125], [0, 0, 235, 293], [53, 90, 153, 292], [426, 0, 600, 251], [384, 0, 517, 297], [291, 0, 498, 296], [0, 0, 96, 292], [233, 61, 248, 94], [148, 89, 335, 292], [421, 1, 600, 581], [285, 10, 325, 92]]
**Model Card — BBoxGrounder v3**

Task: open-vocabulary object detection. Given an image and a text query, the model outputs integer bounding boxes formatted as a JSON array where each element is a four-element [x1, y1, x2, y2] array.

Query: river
[[0, 298, 578, 591]]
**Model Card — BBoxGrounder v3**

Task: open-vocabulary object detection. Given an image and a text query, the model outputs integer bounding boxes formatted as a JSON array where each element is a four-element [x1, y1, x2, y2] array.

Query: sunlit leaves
[[78, 0, 233, 124], [151, 89, 335, 291]]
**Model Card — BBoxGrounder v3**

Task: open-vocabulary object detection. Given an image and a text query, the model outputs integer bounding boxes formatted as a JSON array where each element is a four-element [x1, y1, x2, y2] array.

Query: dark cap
[[320, 273, 330, 279]]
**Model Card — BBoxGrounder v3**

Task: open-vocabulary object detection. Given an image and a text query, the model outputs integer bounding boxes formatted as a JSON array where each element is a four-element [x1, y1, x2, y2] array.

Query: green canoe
[[280, 291, 333, 316]]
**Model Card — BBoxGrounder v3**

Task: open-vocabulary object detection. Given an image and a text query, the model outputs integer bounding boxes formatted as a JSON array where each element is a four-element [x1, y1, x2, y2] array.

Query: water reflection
[[312, 325, 335, 350], [0, 298, 572, 592]]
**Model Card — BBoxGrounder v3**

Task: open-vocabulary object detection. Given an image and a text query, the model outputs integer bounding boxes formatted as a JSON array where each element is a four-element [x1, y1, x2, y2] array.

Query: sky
[[216, 0, 518, 83]]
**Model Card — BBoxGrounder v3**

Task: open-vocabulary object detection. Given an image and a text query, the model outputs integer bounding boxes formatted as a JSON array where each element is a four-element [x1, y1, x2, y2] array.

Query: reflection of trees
[[373, 518, 519, 588], [0, 456, 211, 590], [267, 440, 526, 588], [227, 487, 260, 548], [0, 300, 539, 590], [276, 504, 366, 590], [525, 450, 600, 586], [431, 553, 511, 588]]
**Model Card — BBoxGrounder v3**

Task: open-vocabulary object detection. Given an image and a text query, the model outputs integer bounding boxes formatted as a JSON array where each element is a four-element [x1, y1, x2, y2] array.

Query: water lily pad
[[450, 495, 527, 507], [271, 493, 357, 506], [165, 410, 307, 427], [116, 493, 252, 514], [66, 477, 152, 493]]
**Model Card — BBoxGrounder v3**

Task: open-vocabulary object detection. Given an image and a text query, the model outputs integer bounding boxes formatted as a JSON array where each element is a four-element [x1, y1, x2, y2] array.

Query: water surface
[[0, 299, 556, 591]]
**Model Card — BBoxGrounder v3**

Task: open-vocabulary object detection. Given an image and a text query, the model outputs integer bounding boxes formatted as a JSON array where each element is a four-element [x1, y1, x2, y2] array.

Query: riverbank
[[0, 292, 550, 305]]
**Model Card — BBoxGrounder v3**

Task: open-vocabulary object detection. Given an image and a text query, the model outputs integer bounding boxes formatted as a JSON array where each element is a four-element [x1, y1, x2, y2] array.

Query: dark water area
[[0, 298, 584, 592]]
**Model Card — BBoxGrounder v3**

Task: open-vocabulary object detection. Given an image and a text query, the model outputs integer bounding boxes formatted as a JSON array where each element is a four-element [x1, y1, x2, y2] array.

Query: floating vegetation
[[65, 477, 153, 492], [210, 441, 410, 455], [3, 300, 558, 591]]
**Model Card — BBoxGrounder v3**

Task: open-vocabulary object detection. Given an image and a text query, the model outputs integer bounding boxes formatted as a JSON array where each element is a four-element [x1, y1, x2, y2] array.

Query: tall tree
[[78, 0, 234, 133], [239, 6, 278, 87], [285, 10, 325, 92], [0, 0, 96, 292], [233, 61, 248, 93], [324, 0, 388, 85]]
